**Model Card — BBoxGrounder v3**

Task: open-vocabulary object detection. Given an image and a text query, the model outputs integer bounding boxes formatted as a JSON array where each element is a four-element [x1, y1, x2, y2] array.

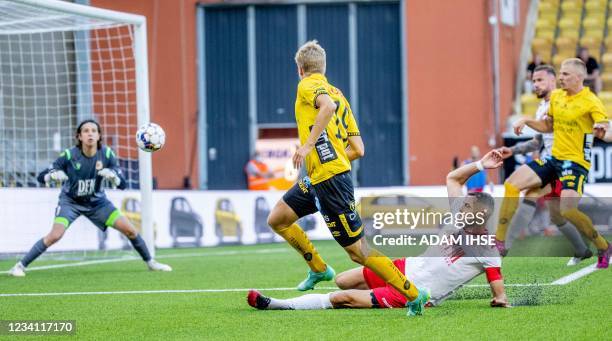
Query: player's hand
[[44, 170, 68, 184], [490, 296, 511, 308], [98, 168, 121, 187], [593, 122, 608, 139], [292, 144, 313, 170], [480, 150, 504, 169], [497, 146, 513, 159], [513, 118, 526, 136]]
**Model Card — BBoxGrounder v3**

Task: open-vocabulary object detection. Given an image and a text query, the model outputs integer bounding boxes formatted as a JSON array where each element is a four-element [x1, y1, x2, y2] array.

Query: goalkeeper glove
[[98, 168, 121, 187], [44, 170, 68, 184]]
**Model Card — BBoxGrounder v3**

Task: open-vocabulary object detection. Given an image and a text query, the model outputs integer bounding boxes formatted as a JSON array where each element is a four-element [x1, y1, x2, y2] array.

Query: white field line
[[550, 263, 598, 285], [0, 262, 601, 298], [0, 248, 288, 274]]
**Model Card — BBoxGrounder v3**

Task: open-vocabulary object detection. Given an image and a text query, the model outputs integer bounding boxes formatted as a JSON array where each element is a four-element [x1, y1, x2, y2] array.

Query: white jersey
[[535, 99, 553, 158], [402, 196, 502, 306], [403, 231, 501, 305]]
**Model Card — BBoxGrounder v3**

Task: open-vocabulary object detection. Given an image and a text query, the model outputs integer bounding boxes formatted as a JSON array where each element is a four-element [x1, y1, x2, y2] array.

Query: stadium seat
[[556, 36, 577, 50], [558, 28, 580, 41], [579, 36, 602, 52], [538, 1, 557, 13], [583, 29, 605, 41], [582, 17, 605, 31], [561, 1, 582, 12], [533, 39, 553, 59], [521, 94, 540, 116], [597, 91, 612, 105], [536, 28, 556, 43], [558, 17, 580, 30], [601, 75, 612, 91], [553, 53, 574, 69], [602, 53, 612, 68], [585, 0, 606, 12], [536, 18, 556, 31], [539, 12, 559, 24]]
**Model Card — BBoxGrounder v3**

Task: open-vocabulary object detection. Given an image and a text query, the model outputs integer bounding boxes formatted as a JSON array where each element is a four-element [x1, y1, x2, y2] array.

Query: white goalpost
[[0, 0, 155, 257]]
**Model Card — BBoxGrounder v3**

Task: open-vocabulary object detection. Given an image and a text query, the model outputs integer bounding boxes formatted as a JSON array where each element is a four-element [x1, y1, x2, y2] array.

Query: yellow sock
[[496, 182, 520, 241], [364, 249, 419, 301], [562, 208, 609, 251], [276, 223, 327, 272]]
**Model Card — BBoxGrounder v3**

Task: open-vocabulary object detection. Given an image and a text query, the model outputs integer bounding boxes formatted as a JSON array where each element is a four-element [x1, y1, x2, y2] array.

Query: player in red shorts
[[247, 151, 510, 310]]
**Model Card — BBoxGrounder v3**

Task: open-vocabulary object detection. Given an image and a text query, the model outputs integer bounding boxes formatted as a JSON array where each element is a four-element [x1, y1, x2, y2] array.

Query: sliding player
[[8, 119, 171, 277], [248, 150, 509, 310]]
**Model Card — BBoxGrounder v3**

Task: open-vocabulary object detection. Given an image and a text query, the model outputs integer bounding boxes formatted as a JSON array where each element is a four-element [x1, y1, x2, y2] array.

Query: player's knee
[[550, 214, 566, 226], [329, 291, 352, 308], [335, 272, 352, 290], [503, 181, 520, 196], [45, 231, 64, 245], [123, 227, 138, 239], [346, 249, 366, 265]]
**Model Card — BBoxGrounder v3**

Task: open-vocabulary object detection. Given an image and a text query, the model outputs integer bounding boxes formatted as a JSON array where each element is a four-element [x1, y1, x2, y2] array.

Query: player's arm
[[514, 116, 553, 135], [38, 150, 69, 184], [345, 135, 364, 161], [498, 134, 543, 159], [446, 150, 503, 197], [99, 147, 127, 190], [603, 121, 612, 142], [593, 118, 609, 140], [292, 94, 337, 169], [488, 272, 510, 308]]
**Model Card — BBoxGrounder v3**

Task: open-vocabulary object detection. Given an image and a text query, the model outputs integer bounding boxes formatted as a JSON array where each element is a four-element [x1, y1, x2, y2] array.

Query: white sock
[[557, 221, 588, 256], [267, 293, 333, 310], [506, 200, 537, 249]]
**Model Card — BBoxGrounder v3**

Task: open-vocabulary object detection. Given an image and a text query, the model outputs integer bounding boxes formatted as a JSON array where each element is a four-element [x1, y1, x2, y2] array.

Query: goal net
[[0, 0, 155, 261]]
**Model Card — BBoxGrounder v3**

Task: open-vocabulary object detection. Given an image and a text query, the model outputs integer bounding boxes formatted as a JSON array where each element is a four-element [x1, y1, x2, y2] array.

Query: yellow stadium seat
[[597, 90, 612, 105], [583, 29, 604, 40], [538, 1, 557, 13], [582, 17, 605, 30], [539, 12, 558, 23], [560, 12, 581, 23], [536, 28, 556, 43], [558, 28, 580, 41], [533, 38, 553, 57], [602, 53, 612, 68], [556, 36, 577, 50], [558, 17, 580, 29], [536, 18, 555, 31], [585, 0, 606, 11], [579, 36, 602, 52], [521, 94, 540, 116], [601, 72, 612, 93], [561, 1, 582, 12], [553, 53, 574, 69]]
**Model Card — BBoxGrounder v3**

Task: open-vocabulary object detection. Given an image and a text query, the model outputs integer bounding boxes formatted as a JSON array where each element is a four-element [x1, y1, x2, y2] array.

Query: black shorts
[[283, 172, 363, 247], [527, 157, 588, 194]]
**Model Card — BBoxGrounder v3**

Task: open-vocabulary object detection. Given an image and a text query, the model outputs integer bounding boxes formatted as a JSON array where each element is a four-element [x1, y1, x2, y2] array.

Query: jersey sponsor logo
[[77, 179, 96, 196], [310, 126, 338, 164]]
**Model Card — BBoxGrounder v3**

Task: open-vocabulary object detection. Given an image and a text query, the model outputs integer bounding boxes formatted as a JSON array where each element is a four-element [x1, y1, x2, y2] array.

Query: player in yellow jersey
[[266, 40, 429, 316], [499, 58, 611, 268]]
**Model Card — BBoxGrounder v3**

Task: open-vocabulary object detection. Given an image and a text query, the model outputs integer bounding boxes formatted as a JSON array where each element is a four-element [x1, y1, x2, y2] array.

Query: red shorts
[[543, 179, 562, 199], [362, 258, 407, 308]]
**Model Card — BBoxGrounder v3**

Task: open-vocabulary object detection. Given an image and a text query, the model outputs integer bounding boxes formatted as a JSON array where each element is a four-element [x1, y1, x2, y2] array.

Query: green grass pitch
[[1, 241, 610, 340]]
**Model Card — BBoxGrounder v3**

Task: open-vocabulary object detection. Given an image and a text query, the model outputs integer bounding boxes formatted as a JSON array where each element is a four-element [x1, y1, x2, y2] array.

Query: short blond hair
[[561, 58, 587, 78], [295, 40, 326, 75]]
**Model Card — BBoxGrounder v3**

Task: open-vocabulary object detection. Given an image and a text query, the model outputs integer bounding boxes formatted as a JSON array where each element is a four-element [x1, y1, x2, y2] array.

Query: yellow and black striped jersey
[[295, 73, 360, 184]]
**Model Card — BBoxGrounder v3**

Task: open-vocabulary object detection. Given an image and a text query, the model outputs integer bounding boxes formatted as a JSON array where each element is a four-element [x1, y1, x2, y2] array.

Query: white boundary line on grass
[[0, 248, 288, 274], [0, 263, 602, 298]]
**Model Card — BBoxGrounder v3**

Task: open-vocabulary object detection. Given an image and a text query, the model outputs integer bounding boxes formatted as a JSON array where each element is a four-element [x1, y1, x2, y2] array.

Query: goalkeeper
[[8, 119, 171, 277]]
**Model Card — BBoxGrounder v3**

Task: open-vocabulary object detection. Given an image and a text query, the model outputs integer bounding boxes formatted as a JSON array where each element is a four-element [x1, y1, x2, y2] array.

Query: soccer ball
[[136, 123, 166, 152]]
